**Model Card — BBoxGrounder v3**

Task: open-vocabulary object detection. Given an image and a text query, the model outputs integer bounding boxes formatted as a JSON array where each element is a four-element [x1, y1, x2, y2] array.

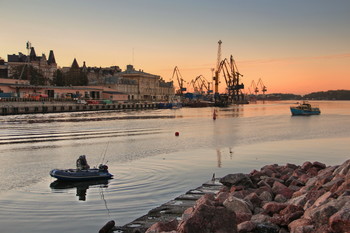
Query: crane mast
[[214, 40, 222, 95]]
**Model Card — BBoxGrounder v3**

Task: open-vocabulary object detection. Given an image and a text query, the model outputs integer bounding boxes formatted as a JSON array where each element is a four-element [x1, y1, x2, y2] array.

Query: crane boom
[[171, 66, 186, 95]]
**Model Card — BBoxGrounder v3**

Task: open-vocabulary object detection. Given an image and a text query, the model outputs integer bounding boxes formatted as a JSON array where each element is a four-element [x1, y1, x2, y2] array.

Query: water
[[0, 101, 349, 233]]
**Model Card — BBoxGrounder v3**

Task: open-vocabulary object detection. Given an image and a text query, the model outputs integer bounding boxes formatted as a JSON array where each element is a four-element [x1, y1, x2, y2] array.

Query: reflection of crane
[[171, 66, 186, 95]]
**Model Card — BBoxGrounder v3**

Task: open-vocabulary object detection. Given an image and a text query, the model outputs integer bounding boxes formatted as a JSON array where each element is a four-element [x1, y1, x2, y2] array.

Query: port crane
[[190, 75, 212, 94], [257, 78, 267, 95], [217, 55, 244, 103], [249, 78, 267, 95], [171, 66, 186, 95], [213, 40, 222, 95]]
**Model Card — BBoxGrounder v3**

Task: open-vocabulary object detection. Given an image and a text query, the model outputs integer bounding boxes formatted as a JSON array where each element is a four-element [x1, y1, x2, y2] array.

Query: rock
[[329, 206, 350, 233], [223, 195, 252, 215], [288, 218, 314, 233], [237, 221, 255, 233], [333, 159, 350, 176], [259, 190, 273, 202], [215, 191, 229, 204], [312, 191, 333, 208], [177, 194, 238, 233], [323, 177, 344, 191], [251, 214, 271, 224], [244, 192, 262, 208], [274, 194, 288, 203], [272, 181, 294, 199], [285, 163, 299, 170], [255, 222, 280, 233], [262, 202, 287, 215], [99, 220, 115, 233], [288, 193, 308, 207], [306, 167, 318, 177], [236, 213, 252, 224], [303, 196, 350, 225], [220, 173, 255, 188], [301, 161, 313, 171], [312, 161, 326, 171], [145, 219, 178, 233]]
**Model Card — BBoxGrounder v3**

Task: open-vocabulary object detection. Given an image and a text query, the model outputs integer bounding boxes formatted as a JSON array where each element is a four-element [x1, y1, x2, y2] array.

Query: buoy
[[213, 109, 217, 120], [175, 132, 179, 136]]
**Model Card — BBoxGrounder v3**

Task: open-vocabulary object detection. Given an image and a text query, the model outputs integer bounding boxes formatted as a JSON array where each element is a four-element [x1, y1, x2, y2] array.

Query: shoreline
[[106, 159, 350, 233]]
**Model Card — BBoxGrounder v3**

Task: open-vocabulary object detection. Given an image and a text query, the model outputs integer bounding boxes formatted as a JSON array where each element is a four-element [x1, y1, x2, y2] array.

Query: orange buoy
[[175, 132, 179, 136]]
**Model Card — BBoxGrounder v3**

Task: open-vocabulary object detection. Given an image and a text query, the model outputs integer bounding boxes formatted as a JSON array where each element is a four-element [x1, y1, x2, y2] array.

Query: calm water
[[0, 101, 349, 233]]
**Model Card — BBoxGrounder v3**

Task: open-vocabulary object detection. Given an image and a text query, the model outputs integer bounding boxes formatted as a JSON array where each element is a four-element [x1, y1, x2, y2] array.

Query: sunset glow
[[1, 0, 349, 95]]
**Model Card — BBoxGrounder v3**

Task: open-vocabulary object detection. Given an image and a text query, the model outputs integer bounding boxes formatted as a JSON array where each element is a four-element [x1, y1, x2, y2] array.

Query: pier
[[0, 101, 158, 115], [113, 179, 223, 233]]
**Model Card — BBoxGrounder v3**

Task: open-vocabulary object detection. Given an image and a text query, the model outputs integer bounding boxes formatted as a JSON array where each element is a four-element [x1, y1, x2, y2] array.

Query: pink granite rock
[[262, 202, 288, 215], [177, 202, 237, 233], [145, 219, 178, 233], [329, 206, 350, 233], [301, 161, 313, 171], [288, 218, 314, 233], [223, 195, 252, 215], [272, 181, 294, 199], [237, 221, 255, 233]]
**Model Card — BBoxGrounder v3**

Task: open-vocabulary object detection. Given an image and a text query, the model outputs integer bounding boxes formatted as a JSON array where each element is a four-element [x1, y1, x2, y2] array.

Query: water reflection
[[50, 179, 109, 201]]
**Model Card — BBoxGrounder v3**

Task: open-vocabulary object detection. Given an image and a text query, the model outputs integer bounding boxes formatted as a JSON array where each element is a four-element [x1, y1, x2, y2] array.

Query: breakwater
[[0, 101, 158, 115], [112, 178, 223, 233], [111, 159, 350, 233]]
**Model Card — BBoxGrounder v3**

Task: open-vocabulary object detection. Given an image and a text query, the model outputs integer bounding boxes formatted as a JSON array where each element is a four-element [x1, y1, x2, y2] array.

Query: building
[[0, 78, 128, 101], [7, 46, 57, 84], [0, 59, 7, 78], [102, 65, 174, 101]]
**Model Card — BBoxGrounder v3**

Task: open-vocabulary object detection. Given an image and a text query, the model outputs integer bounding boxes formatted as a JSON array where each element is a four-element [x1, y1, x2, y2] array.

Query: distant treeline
[[264, 90, 350, 100], [303, 90, 350, 100]]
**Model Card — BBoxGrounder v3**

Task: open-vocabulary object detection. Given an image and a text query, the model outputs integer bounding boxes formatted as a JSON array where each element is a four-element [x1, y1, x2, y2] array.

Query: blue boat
[[50, 164, 113, 181], [290, 101, 321, 116]]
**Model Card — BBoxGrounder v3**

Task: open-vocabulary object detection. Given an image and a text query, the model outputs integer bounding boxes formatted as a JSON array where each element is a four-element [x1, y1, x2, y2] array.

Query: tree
[[52, 69, 66, 86], [10, 65, 46, 85]]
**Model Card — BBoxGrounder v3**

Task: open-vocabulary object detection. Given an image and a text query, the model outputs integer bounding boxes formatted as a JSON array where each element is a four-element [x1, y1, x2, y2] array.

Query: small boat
[[50, 165, 113, 181], [290, 101, 321, 116], [51, 155, 113, 181]]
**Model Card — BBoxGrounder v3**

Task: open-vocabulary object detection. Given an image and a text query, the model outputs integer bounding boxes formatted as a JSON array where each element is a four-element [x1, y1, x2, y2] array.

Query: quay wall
[[0, 101, 159, 115]]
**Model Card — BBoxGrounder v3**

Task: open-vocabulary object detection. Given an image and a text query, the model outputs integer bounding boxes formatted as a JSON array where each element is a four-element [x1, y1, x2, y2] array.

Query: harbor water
[[0, 100, 349, 233]]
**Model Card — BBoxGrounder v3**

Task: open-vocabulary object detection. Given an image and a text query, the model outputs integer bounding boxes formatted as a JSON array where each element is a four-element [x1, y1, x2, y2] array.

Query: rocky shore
[[143, 159, 350, 233]]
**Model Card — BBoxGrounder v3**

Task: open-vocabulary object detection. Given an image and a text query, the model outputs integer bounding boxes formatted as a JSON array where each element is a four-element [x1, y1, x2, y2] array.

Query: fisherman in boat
[[76, 155, 90, 170]]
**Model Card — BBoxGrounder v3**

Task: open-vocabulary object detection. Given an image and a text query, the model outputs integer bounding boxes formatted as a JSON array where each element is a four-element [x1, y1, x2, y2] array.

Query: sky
[[1, 0, 349, 95]]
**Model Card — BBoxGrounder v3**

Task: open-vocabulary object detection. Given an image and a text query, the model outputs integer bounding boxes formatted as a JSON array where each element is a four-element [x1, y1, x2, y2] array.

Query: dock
[[0, 101, 158, 115], [113, 179, 223, 233]]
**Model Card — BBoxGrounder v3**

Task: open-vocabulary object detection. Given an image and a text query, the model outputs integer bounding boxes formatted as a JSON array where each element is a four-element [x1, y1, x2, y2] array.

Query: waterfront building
[[103, 65, 175, 101], [7, 47, 57, 84]]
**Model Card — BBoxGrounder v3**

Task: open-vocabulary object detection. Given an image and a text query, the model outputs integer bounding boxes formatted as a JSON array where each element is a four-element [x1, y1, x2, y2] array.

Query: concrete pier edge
[[113, 178, 223, 233]]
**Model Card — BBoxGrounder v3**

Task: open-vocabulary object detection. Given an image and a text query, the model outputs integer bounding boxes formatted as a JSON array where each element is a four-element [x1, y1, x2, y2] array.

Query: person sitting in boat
[[76, 155, 90, 170]]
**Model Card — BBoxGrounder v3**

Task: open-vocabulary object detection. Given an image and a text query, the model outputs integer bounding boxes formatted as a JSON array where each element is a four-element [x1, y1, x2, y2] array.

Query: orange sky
[[1, 0, 349, 95]]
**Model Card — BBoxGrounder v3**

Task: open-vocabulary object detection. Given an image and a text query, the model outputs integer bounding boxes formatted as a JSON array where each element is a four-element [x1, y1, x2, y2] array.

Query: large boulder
[[177, 194, 237, 233], [223, 195, 252, 215], [329, 204, 350, 232], [145, 219, 178, 233], [220, 173, 255, 188]]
